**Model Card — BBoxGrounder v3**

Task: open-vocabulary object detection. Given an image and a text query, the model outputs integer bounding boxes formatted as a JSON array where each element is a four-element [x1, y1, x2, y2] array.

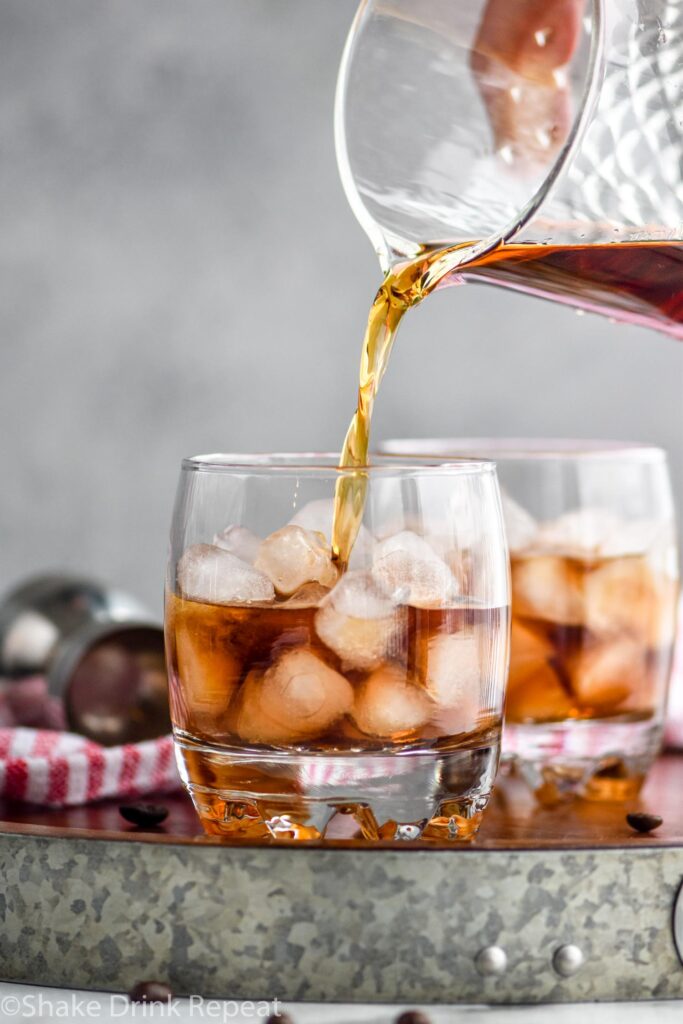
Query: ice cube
[[233, 648, 353, 744], [536, 509, 673, 564], [289, 498, 335, 538], [315, 572, 406, 670], [535, 508, 622, 559], [290, 498, 374, 568], [375, 511, 475, 564], [510, 619, 554, 664], [231, 670, 272, 743], [213, 525, 262, 565], [373, 514, 422, 542], [352, 664, 432, 738], [599, 519, 668, 559], [371, 531, 460, 609], [584, 556, 677, 647], [441, 548, 471, 590], [508, 619, 555, 691], [175, 623, 242, 731], [418, 632, 481, 734], [254, 525, 339, 597], [421, 633, 479, 705], [279, 582, 332, 608], [567, 639, 642, 712], [500, 490, 538, 554], [423, 534, 453, 562], [376, 517, 458, 571], [511, 555, 584, 626], [177, 544, 275, 605], [505, 661, 573, 723]]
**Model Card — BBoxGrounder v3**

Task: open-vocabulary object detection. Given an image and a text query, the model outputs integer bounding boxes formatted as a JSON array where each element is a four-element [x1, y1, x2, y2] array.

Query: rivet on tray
[[475, 946, 507, 976], [553, 944, 584, 977]]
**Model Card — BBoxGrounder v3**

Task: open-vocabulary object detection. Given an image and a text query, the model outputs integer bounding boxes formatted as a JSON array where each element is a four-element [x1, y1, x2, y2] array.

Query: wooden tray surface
[[0, 752, 679, 850]]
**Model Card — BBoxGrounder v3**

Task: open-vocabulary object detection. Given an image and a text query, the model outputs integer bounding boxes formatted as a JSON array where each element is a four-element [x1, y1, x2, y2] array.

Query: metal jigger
[[0, 575, 170, 746]]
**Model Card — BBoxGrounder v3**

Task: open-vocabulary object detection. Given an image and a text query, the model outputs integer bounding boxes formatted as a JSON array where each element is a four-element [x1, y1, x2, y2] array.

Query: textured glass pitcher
[[336, 0, 683, 336]]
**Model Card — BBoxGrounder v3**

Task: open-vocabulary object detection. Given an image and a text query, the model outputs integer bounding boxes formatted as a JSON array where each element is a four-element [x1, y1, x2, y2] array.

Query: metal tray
[[1, 756, 682, 1005]]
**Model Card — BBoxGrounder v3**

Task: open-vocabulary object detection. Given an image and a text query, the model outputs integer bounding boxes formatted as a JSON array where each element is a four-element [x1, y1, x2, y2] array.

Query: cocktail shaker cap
[[0, 575, 170, 746]]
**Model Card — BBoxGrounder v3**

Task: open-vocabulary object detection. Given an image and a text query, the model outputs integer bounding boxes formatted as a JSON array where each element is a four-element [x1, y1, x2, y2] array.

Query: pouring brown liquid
[[332, 240, 683, 564]]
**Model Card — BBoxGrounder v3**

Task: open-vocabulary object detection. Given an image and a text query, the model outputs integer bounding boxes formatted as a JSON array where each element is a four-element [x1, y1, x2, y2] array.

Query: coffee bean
[[266, 1014, 294, 1024], [395, 1012, 431, 1024], [119, 803, 169, 827], [594, 760, 627, 779], [626, 812, 663, 834], [128, 980, 173, 1003]]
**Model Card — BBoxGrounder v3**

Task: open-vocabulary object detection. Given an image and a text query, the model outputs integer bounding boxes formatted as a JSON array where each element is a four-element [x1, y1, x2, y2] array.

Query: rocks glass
[[165, 454, 509, 841], [382, 439, 680, 802]]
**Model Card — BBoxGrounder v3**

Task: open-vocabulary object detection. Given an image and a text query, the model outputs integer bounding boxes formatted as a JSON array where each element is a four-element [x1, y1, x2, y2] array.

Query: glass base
[[504, 716, 663, 804], [174, 731, 500, 843]]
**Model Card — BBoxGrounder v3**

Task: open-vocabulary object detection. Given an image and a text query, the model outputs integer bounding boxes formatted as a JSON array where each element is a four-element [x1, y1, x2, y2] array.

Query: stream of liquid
[[331, 239, 683, 564]]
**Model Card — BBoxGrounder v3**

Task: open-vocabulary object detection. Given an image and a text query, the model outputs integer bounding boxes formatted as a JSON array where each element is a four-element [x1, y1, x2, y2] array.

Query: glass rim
[[378, 438, 668, 463], [181, 451, 497, 476]]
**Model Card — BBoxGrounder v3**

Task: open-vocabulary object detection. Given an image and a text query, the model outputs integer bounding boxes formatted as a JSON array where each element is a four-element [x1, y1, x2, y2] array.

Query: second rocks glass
[[165, 454, 510, 842], [382, 439, 680, 803]]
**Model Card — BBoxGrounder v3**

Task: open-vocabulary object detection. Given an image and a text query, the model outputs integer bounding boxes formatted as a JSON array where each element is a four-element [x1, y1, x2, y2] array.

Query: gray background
[[0, 0, 681, 613]]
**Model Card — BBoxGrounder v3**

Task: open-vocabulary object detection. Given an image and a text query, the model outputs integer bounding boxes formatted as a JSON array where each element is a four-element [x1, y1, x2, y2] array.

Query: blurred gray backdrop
[[1, 0, 681, 613]]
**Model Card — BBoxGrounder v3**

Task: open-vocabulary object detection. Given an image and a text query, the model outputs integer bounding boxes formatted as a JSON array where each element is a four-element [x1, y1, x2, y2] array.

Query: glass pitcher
[[336, 0, 683, 337]]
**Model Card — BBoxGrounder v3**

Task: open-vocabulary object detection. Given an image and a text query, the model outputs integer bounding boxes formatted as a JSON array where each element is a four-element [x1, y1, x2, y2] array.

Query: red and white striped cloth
[[0, 728, 180, 807]]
